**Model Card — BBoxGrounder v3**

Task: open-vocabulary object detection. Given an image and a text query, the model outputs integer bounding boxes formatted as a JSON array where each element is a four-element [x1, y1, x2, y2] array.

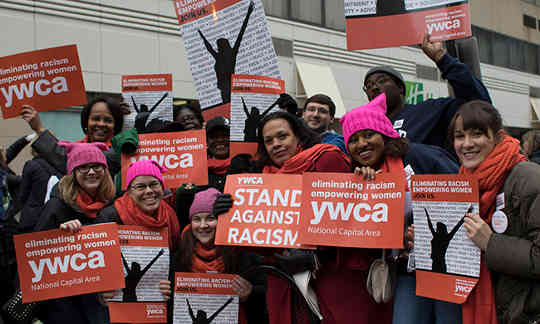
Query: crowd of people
[[0, 35, 539, 324]]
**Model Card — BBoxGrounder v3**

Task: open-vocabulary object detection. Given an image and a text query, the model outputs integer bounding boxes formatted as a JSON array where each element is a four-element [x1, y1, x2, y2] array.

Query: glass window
[[492, 33, 510, 68], [472, 26, 492, 65], [525, 43, 539, 75], [291, 0, 322, 25], [262, 0, 288, 18], [325, 0, 345, 31], [509, 38, 526, 71]]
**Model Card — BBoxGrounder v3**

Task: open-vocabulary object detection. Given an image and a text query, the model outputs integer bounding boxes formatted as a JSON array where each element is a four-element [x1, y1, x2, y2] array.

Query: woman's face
[[262, 118, 300, 167], [207, 128, 230, 159], [348, 130, 385, 168], [191, 212, 217, 246], [128, 175, 164, 215], [75, 163, 105, 195], [453, 117, 499, 170], [176, 108, 202, 130], [87, 102, 115, 143]]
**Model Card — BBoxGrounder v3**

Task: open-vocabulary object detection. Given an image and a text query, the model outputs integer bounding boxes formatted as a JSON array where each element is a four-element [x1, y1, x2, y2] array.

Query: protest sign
[[173, 0, 281, 110], [344, 0, 471, 50], [121, 130, 208, 188], [13, 223, 124, 303], [299, 173, 405, 248], [0, 45, 86, 119], [173, 272, 239, 324], [215, 174, 304, 248], [230, 74, 284, 143], [121, 74, 173, 132], [108, 226, 169, 323], [411, 174, 480, 303]]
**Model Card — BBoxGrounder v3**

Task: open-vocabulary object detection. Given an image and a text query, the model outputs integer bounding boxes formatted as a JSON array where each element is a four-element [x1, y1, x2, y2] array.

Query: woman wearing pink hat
[[34, 141, 115, 324], [159, 188, 268, 324], [340, 93, 460, 324]]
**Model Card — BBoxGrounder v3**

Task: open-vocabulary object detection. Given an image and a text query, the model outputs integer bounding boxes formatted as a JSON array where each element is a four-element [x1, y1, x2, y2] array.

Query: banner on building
[[173, 272, 239, 324], [344, 0, 471, 50], [215, 174, 305, 248], [121, 130, 208, 188], [411, 174, 480, 303], [299, 173, 405, 248], [0, 45, 86, 119], [121, 74, 173, 132], [108, 226, 169, 323], [173, 0, 281, 111], [13, 223, 124, 303]]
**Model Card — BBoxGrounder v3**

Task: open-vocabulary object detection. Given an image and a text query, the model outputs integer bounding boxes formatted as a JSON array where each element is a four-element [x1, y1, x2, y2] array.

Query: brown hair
[[521, 130, 540, 155], [58, 170, 115, 208], [448, 100, 503, 145], [303, 94, 336, 117]]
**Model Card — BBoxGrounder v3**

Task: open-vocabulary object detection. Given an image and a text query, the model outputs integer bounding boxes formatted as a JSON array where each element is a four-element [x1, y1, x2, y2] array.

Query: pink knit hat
[[125, 160, 167, 189], [57, 141, 108, 174], [189, 188, 221, 219], [340, 93, 399, 152]]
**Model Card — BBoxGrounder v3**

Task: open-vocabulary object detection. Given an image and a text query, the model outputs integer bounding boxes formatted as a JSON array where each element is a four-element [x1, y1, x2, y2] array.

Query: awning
[[530, 98, 540, 122], [295, 60, 346, 118]]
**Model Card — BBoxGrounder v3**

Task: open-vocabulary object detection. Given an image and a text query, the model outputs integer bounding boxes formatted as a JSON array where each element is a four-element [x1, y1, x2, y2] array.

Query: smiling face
[[302, 102, 333, 132], [262, 118, 301, 167], [347, 130, 385, 168], [176, 107, 202, 130], [191, 212, 218, 246], [87, 102, 115, 143], [128, 175, 164, 215], [74, 163, 105, 195], [453, 116, 500, 170], [207, 127, 230, 159]]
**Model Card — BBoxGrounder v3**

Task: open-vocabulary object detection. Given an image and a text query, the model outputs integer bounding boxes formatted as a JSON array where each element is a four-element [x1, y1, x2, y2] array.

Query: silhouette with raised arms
[[186, 297, 234, 324], [121, 249, 165, 302], [132, 92, 169, 133], [426, 206, 471, 273], [198, 1, 254, 104], [242, 96, 279, 142]]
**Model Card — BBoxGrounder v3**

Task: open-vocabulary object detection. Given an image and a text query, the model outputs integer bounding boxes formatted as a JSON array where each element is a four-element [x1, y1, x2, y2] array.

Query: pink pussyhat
[[125, 160, 167, 190], [340, 93, 400, 153], [57, 141, 108, 174], [189, 188, 221, 220]]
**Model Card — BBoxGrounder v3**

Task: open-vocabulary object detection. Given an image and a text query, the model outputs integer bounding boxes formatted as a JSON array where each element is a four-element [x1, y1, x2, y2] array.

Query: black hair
[[256, 111, 321, 169], [350, 135, 409, 170], [448, 100, 503, 145], [173, 102, 204, 126], [303, 94, 336, 117], [81, 97, 124, 135]]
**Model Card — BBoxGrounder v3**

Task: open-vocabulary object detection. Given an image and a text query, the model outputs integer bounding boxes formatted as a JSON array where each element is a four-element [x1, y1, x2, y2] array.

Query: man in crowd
[[301, 94, 347, 153], [363, 34, 491, 151]]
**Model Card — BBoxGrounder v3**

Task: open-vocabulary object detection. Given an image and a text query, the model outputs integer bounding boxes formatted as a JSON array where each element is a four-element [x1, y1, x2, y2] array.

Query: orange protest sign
[[299, 173, 405, 248], [122, 74, 172, 92], [215, 174, 304, 248], [121, 130, 208, 189], [173, 272, 239, 323], [13, 223, 124, 303], [109, 226, 169, 323], [0, 45, 86, 119], [345, 1, 471, 50], [411, 174, 480, 304]]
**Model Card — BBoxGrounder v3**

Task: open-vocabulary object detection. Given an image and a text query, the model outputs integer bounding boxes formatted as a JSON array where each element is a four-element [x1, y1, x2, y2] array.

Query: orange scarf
[[208, 157, 231, 175], [460, 134, 525, 324], [181, 225, 225, 273], [75, 190, 106, 219], [114, 193, 180, 250], [76, 136, 112, 148], [263, 144, 349, 174]]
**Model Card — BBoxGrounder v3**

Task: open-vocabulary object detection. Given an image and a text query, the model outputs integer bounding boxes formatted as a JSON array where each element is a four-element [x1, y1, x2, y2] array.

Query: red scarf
[[263, 144, 349, 174], [460, 134, 525, 324], [76, 136, 112, 148], [114, 193, 180, 250], [75, 190, 106, 219], [208, 157, 231, 175], [181, 225, 225, 273]]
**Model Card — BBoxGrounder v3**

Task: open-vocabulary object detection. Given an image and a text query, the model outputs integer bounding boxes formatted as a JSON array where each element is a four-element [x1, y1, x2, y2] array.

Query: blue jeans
[[393, 273, 462, 324]]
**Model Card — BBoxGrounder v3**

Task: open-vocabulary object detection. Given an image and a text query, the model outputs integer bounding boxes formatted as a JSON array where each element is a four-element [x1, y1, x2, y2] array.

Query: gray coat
[[485, 162, 540, 324]]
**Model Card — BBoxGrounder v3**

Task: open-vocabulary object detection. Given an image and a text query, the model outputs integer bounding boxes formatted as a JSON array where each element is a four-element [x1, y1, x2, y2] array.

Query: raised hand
[[421, 33, 446, 63]]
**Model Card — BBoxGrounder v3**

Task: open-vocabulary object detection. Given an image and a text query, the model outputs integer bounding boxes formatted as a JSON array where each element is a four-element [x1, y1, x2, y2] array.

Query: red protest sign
[[0, 45, 86, 119], [121, 130, 208, 189], [299, 173, 405, 248], [215, 174, 304, 249], [122, 74, 172, 92], [345, 1, 471, 50], [411, 174, 480, 304], [13, 223, 124, 303]]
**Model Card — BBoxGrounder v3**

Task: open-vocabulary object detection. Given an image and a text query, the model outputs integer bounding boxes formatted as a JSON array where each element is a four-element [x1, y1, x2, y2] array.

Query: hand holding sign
[[464, 213, 493, 251], [422, 34, 447, 63], [20, 105, 45, 134]]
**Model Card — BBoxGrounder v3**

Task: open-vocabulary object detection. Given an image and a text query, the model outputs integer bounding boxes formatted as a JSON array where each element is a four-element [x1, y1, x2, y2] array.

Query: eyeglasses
[[77, 164, 104, 174], [130, 181, 162, 192], [305, 106, 330, 115], [363, 76, 391, 92]]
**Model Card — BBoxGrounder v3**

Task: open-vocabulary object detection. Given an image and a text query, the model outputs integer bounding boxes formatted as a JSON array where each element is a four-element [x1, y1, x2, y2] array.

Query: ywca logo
[[146, 304, 165, 318], [237, 176, 263, 185], [454, 279, 475, 297]]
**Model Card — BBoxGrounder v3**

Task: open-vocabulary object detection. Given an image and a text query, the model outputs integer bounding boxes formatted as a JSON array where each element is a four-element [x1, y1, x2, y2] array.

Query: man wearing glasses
[[363, 34, 491, 151]]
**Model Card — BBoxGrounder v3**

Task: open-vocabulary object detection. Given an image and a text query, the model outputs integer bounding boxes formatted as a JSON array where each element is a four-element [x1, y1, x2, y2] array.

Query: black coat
[[34, 194, 95, 232]]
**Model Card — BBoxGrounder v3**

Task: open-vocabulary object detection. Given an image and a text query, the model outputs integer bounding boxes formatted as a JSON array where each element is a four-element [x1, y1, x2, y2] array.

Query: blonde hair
[[58, 170, 115, 208]]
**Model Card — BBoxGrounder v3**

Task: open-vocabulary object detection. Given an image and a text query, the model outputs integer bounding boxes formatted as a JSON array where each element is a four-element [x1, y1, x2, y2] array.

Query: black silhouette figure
[[187, 297, 234, 324], [426, 207, 469, 274], [132, 92, 169, 133], [242, 96, 279, 142], [198, 1, 254, 104], [121, 249, 165, 302], [377, 0, 406, 16]]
